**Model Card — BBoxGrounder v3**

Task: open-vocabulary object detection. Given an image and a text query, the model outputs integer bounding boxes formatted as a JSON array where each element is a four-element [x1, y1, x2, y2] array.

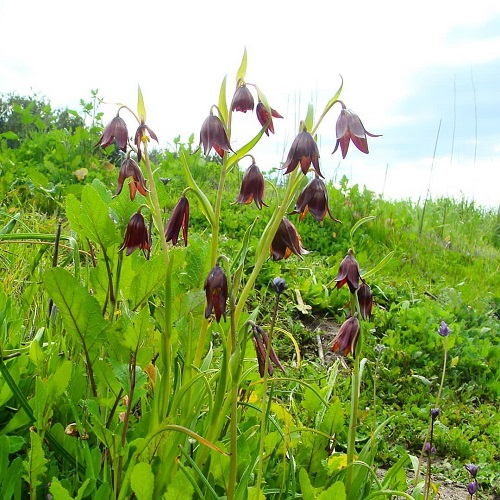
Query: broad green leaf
[[33, 377, 48, 430], [129, 254, 167, 311], [131, 462, 154, 500], [2, 456, 23, 499], [49, 478, 73, 499], [319, 396, 344, 437], [235, 47, 248, 85], [43, 268, 108, 354], [298, 467, 316, 500], [66, 184, 119, 248], [94, 482, 112, 500], [317, 481, 346, 500], [22, 431, 47, 492], [46, 360, 73, 400], [163, 468, 194, 500]]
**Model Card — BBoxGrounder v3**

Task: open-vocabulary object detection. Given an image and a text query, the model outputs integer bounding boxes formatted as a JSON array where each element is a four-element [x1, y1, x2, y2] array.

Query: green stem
[[210, 159, 228, 267]]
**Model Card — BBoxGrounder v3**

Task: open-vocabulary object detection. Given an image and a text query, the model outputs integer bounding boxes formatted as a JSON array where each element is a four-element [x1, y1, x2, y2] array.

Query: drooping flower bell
[[119, 212, 150, 258], [199, 111, 233, 158], [334, 249, 361, 293], [252, 323, 285, 377], [231, 84, 254, 113], [236, 161, 267, 209], [204, 263, 228, 323], [292, 177, 340, 222], [270, 217, 309, 261], [256, 101, 283, 136], [114, 157, 148, 201], [465, 464, 479, 478], [164, 195, 189, 246], [332, 104, 381, 158], [282, 123, 323, 177], [357, 282, 373, 320], [96, 115, 128, 152], [332, 315, 360, 358], [134, 122, 158, 162]]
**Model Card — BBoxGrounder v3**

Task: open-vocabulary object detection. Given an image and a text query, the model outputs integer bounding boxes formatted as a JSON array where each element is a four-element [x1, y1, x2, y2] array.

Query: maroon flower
[[270, 217, 309, 261], [334, 249, 361, 293], [134, 122, 159, 162], [256, 101, 283, 136], [199, 113, 233, 158], [231, 84, 254, 113], [96, 115, 128, 152], [204, 263, 228, 323], [119, 212, 150, 258], [252, 324, 285, 377], [164, 195, 189, 246], [332, 315, 360, 358], [114, 157, 148, 201], [292, 177, 341, 222], [357, 282, 373, 320], [236, 162, 267, 209], [332, 106, 381, 158], [282, 126, 323, 178]]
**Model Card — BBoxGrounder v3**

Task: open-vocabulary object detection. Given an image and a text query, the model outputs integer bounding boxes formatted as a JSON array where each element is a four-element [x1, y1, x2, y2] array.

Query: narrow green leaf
[[47, 360, 73, 400], [137, 85, 147, 122], [131, 462, 154, 500], [218, 75, 228, 124], [305, 103, 314, 132], [350, 215, 376, 240], [361, 250, 395, 280], [235, 47, 248, 85], [22, 431, 47, 492]]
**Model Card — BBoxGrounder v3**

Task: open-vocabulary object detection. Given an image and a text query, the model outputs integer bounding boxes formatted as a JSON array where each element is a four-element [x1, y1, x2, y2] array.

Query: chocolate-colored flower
[[256, 101, 283, 136], [119, 212, 150, 258], [114, 157, 148, 201], [204, 263, 228, 323], [164, 195, 189, 246], [96, 115, 128, 152], [357, 282, 373, 320], [270, 217, 309, 261], [252, 324, 285, 377], [199, 113, 233, 158], [282, 126, 323, 177], [134, 122, 159, 162], [292, 177, 340, 222], [236, 162, 267, 209], [231, 84, 254, 113], [334, 249, 361, 293], [332, 315, 360, 358], [332, 106, 381, 158]]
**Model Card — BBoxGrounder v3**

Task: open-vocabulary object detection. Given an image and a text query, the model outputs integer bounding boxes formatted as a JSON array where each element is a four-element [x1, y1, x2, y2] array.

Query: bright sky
[[1, 0, 500, 208]]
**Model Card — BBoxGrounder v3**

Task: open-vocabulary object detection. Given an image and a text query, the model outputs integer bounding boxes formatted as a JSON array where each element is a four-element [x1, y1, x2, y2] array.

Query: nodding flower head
[[204, 263, 228, 323], [199, 113, 233, 158], [334, 249, 361, 293], [332, 106, 381, 158], [252, 323, 285, 377], [236, 162, 267, 209], [119, 212, 150, 259], [282, 125, 323, 178], [467, 480, 478, 495], [270, 217, 309, 261], [231, 84, 254, 113], [271, 277, 287, 295], [97, 115, 128, 152], [256, 101, 283, 136], [292, 177, 340, 222], [358, 282, 373, 320], [465, 464, 479, 478], [430, 408, 440, 420], [332, 315, 361, 358], [134, 122, 158, 162], [114, 157, 148, 201], [164, 195, 189, 246]]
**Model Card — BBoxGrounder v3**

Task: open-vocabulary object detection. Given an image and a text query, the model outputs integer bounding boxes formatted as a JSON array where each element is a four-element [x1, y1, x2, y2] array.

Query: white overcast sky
[[1, 0, 500, 208]]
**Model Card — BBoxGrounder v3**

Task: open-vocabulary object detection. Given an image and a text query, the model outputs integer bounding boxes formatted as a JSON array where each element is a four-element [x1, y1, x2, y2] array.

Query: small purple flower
[[271, 277, 287, 295], [430, 408, 440, 420], [465, 463, 479, 478], [424, 442, 436, 455], [438, 321, 450, 337], [467, 480, 478, 495]]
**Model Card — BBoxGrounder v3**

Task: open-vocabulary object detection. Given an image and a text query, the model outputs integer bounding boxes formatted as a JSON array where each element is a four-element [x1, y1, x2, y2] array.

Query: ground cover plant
[[0, 51, 499, 499]]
